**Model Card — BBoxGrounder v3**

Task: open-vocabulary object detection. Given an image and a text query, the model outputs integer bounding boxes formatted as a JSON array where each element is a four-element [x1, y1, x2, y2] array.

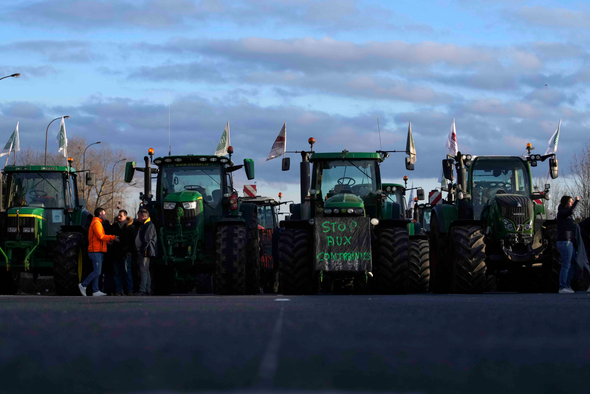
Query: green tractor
[[429, 145, 559, 293], [277, 138, 417, 294], [124, 147, 260, 295], [0, 162, 93, 295], [382, 181, 429, 293]]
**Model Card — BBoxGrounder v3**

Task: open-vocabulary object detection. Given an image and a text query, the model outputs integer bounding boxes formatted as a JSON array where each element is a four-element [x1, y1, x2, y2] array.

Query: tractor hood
[[164, 191, 203, 203], [324, 193, 365, 209], [7, 206, 45, 219]]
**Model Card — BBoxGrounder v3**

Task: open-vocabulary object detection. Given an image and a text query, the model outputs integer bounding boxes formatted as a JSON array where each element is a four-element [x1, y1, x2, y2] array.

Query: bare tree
[[568, 140, 590, 219]]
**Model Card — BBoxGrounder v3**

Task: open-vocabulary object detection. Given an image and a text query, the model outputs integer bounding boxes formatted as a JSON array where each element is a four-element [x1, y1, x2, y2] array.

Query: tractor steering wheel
[[337, 177, 356, 186], [184, 185, 206, 193], [29, 190, 48, 198]]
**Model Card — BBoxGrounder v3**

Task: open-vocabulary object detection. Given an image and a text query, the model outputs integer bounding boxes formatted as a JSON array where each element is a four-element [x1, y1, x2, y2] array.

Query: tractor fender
[[431, 204, 458, 234]]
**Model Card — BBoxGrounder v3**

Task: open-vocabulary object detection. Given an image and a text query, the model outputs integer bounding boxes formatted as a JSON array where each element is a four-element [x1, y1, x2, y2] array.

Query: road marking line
[[259, 304, 284, 382], [274, 298, 290, 302]]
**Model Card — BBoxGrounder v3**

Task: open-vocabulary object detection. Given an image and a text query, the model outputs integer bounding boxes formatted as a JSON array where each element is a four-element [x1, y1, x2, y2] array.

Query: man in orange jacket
[[79, 207, 119, 296]]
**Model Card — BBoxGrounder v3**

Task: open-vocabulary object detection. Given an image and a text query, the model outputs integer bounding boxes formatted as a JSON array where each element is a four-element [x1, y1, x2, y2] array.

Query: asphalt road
[[1, 292, 590, 394]]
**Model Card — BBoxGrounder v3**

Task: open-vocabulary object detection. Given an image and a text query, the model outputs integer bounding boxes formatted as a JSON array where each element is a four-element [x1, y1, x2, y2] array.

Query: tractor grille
[[6, 216, 36, 241], [496, 195, 532, 226], [163, 204, 200, 231]]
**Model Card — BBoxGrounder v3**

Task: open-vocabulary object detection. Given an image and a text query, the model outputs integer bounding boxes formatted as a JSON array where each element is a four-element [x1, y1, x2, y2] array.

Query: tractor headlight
[[355, 208, 364, 214], [22, 227, 34, 233], [7, 227, 17, 233], [503, 219, 515, 232], [324, 209, 332, 214], [164, 202, 176, 210], [370, 218, 380, 226], [182, 201, 197, 210], [347, 208, 354, 214]]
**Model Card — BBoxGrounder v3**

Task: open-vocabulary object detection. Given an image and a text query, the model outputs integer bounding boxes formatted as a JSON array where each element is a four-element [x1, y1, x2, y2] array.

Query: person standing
[[556, 195, 580, 294], [79, 208, 118, 297], [110, 209, 136, 296], [135, 209, 157, 296]]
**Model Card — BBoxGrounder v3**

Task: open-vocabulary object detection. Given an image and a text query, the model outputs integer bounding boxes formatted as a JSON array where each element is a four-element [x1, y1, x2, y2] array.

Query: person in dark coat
[[556, 195, 580, 293], [135, 208, 157, 296], [109, 209, 136, 296]]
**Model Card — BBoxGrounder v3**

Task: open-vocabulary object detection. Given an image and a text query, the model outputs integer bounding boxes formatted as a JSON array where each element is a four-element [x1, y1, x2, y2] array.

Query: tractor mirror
[[405, 157, 414, 171], [124, 162, 136, 183], [545, 183, 550, 190], [417, 188, 425, 200], [442, 159, 454, 181], [282, 157, 290, 171], [550, 158, 559, 179], [86, 172, 96, 187], [243, 159, 255, 180]]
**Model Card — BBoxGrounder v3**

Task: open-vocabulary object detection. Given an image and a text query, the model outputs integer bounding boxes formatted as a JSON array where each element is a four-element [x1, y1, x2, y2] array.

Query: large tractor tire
[[408, 238, 430, 293], [0, 268, 19, 295], [543, 224, 561, 293], [429, 214, 451, 294], [241, 204, 261, 295], [214, 224, 247, 295], [449, 225, 487, 294], [54, 232, 85, 296], [279, 228, 317, 295], [374, 227, 409, 294]]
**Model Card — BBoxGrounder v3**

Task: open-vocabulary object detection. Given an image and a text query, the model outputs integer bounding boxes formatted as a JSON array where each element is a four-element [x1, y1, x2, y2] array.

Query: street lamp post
[[112, 158, 127, 219], [0, 73, 20, 82], [45, 115, 70, 165]]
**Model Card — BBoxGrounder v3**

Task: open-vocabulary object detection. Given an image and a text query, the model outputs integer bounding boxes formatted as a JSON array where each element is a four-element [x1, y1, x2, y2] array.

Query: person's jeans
[[82, 252, 104, 293], [139, 257, 151, 294], [557, 241, 577, 290], [113, 254, 134, 294]]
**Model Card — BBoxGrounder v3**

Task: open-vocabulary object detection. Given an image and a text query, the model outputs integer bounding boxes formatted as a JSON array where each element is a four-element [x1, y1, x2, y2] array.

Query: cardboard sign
[[315, 217, 372, 271]]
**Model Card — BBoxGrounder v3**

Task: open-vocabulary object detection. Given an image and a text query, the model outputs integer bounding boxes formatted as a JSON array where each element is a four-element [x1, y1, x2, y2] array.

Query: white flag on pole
[[56, 117, 67, 158], [408, 182, 414, 206], [266, 122, 287, 161], [214, 122, 231, 156], [0, 122, 19, 157], [445, 118, 458, 156], [544, 120, 561, 155], [406, 122, 416, 164]]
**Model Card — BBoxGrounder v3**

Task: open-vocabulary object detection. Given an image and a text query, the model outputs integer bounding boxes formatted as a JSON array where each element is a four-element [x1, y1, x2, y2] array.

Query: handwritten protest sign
[[315, 217, 372, 271]]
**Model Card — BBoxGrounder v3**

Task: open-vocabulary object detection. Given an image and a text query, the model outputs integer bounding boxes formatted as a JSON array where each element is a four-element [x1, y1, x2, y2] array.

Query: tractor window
[[471, 158, 530, 219], [257, 205, 277, 229], [8, 172, 65, 208], [161, 166, 223, 207], [315, 160, 377, 198]]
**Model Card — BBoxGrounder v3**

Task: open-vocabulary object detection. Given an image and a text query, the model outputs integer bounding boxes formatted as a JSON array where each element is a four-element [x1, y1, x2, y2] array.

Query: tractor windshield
[[471, 157, 531, 219], [161, 166, 223, 207], [257, 205, 278, 229], [315, 160, 377, 198], [8, 172, 65, 208]]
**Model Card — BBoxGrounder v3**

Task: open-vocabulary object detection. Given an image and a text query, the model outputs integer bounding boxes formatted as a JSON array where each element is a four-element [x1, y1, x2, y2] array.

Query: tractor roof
[[238, 196, 280, 206], [4, 165, 76, 173], [310, 151, 383, 162], [382, 183, 405, 193], [152, 155, 233, 166]]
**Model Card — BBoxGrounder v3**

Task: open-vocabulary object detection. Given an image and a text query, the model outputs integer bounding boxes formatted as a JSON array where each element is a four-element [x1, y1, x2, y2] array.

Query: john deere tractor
[[277, 138, 416, 294], [0, 162, 93, 295], [429, 145, 559, 293], [382, 181, 429, 293], [124, 148, 260, 295]]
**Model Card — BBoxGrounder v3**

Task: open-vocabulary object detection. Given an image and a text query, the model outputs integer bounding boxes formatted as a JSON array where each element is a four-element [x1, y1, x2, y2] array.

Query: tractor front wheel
[[214, 225, 247, 295], [54, 232, 85, 296], [408, 239, 430, 293], [279, 228, 316, 295], [450, 225, 487, 294], [374, 227, 409, 294]]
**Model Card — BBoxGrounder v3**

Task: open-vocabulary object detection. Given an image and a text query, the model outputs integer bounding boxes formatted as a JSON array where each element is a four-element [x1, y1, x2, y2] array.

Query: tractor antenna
[[168, 94, 171, 156], [377, 118, 383, 150]]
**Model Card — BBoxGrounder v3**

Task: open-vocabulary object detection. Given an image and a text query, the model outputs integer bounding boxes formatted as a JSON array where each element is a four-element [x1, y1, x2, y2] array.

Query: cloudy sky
[[0, 0, 588, 202]]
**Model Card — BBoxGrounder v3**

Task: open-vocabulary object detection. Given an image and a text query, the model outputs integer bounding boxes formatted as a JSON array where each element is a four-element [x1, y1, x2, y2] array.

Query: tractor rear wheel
[[279, 228, 316, 295], [54, 232, 85, 296], [374, 227, 409, 294], [214, 225, 247, 295], [450, 225, 487, 293], [429, 214, 451, 293], [241, 204, 261, 295], [408, 239, 430, 293]]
